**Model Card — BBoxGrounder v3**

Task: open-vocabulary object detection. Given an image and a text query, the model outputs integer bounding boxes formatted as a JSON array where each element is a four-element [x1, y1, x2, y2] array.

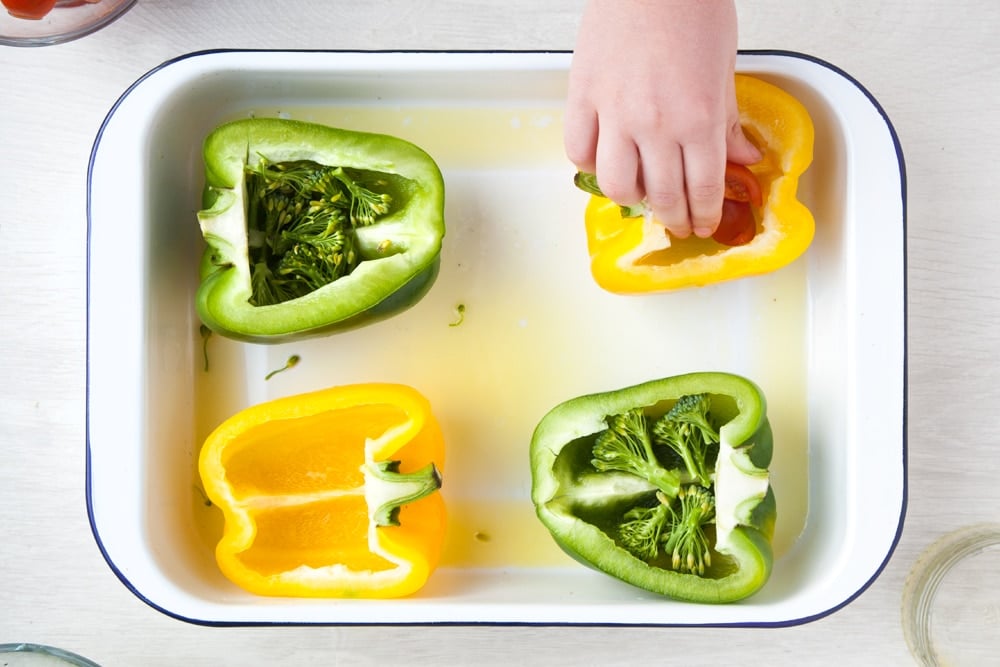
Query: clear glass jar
[[902, 523, 1000, 666]]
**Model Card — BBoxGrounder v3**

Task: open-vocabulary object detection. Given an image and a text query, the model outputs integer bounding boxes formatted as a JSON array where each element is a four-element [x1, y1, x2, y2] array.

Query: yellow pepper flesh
[[198, 383, 446, 598], [586, 75, 816, 293]]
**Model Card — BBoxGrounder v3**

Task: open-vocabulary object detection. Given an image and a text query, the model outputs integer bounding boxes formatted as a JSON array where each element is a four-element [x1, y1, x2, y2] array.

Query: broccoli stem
[[591, 409, 681, 497]]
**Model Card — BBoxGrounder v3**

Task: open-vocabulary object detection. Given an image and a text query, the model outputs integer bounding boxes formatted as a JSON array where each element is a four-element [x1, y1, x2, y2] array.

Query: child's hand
[[565, 0, 761, 239]]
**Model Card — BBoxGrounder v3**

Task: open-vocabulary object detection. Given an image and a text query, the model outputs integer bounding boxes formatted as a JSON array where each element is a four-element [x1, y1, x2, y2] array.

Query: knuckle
[[632, 109, 669, 136], [599, 177, 642, 205], [644, 187, 685, 210], [687, 181, 725, 203]]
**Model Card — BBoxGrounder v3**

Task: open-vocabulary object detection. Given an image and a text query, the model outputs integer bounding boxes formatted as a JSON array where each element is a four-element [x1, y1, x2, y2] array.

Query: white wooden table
[[2, 1, 998, 664]]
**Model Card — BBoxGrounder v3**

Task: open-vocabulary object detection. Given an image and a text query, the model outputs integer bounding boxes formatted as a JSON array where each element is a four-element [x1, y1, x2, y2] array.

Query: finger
[[726, 120, 763, 165], [723, 78, 763, 166], [564, 104, 599, 173], [681, 141, 727, 238], [640, 144, 691, 238], [594, 130, 644, 208]]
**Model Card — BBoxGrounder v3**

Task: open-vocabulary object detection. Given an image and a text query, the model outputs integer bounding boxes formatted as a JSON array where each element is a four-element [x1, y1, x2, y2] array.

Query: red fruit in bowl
[[2, 0, 59, 19]]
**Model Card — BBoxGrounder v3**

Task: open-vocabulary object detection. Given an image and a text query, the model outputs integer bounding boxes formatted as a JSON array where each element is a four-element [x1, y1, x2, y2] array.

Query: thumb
[[726, 121, 762, 165]]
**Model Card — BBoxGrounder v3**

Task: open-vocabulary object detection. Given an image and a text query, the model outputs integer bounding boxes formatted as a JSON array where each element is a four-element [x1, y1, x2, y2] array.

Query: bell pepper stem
[[366, 460, 442, 527]]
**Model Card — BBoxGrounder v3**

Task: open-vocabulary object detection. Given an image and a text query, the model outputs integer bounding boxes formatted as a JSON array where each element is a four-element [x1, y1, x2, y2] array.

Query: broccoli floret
[[249, 261, 297, 307], [592, 395, 723, 576], [661, 485, 716, 575], [591, 409, 681, 498], [651, 393, 720, 488], [273, 240, 356, 300], [264, 354, 300, 381], [243, 157, 393, 306], [618, 491, 676, 560], [617, 486, 715, 574], [330, 167, 392, 226]]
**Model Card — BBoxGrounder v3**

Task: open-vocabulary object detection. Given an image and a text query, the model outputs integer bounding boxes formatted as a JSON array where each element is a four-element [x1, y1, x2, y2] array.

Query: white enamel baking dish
[[86, 50, 906, 626]]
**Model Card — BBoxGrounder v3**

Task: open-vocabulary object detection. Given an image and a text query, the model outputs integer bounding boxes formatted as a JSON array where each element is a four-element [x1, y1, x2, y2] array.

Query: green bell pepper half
[[530, 372, 776, 603], [195, 118, 445, 342]]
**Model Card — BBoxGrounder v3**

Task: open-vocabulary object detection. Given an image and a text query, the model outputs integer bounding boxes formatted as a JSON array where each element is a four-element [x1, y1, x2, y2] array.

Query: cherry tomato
[[712, 199, 757, 246], [723, 162, 763, 206], [712, 163, 763, 246], [2, 0, 58, 19]]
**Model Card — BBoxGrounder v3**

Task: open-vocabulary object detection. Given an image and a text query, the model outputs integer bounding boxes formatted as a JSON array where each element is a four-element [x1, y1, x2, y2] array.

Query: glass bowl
[[0, 0, 135, 46], [0, 644, 100, 666], [902, 523, 1000, 666]]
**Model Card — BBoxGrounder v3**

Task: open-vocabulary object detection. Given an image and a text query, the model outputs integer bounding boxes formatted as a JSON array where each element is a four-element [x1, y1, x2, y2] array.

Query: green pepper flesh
[[530, 372, 776, 603], [196, 118, 445, 342]]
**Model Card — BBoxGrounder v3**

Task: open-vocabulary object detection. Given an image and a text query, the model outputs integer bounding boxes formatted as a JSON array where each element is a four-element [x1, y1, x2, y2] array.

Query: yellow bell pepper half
[[198, 383, 446, 598], [585, 75, 816, 294]]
